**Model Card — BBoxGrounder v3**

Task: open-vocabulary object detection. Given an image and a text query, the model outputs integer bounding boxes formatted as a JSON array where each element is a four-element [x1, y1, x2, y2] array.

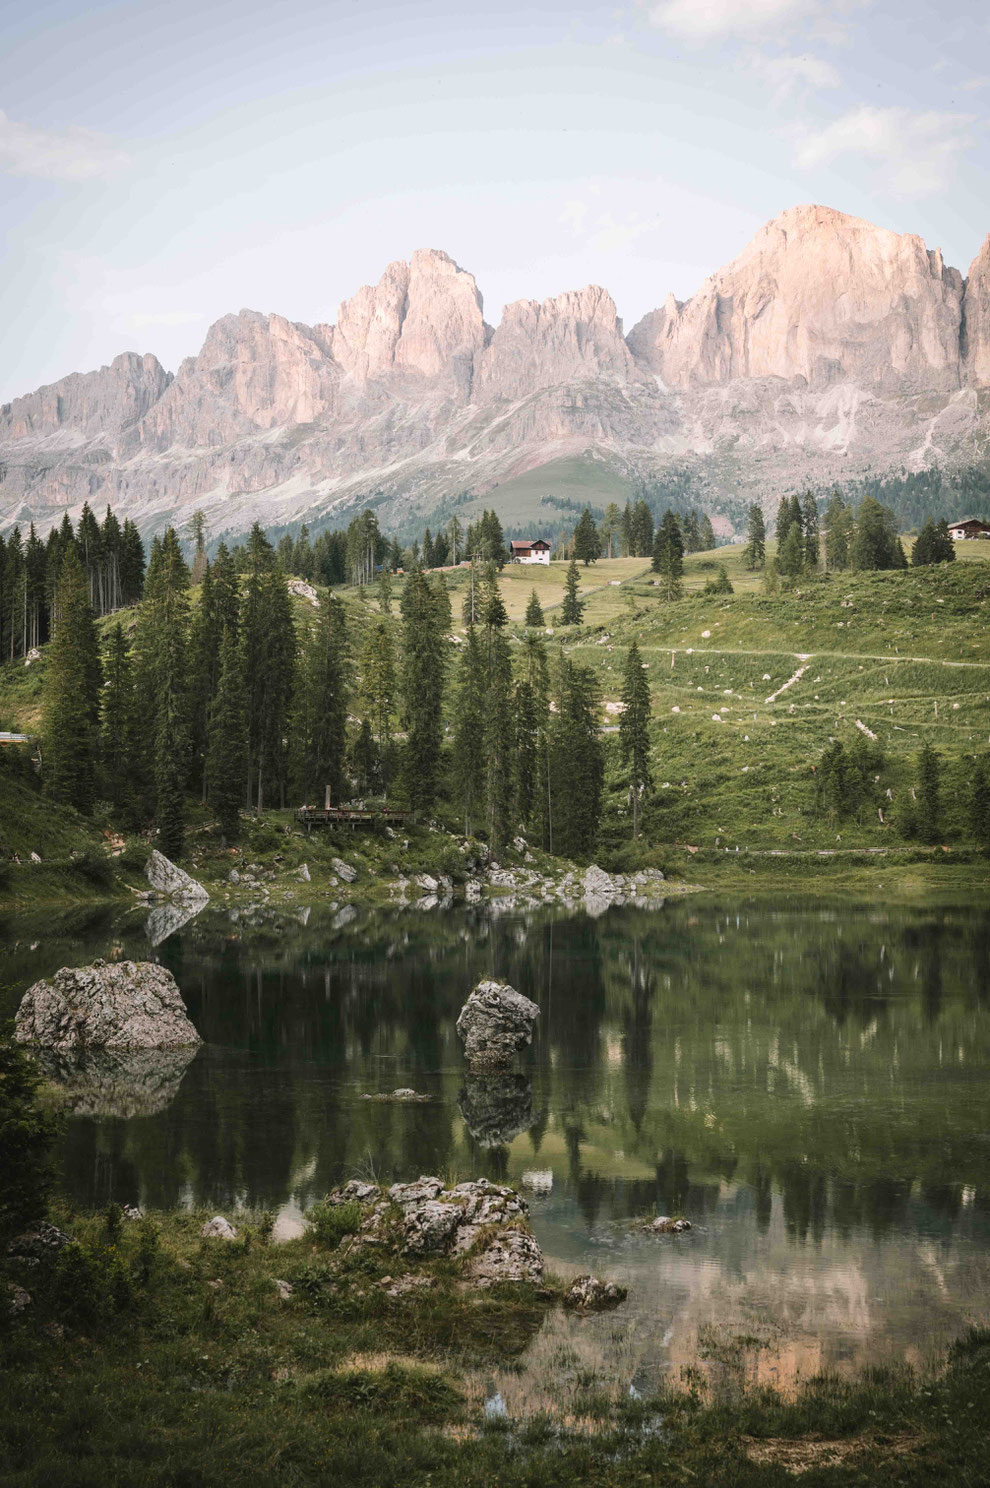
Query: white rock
[[15, 960, 201, 1050], [145, 850, 209, 905], [331, 857, 357, 883], [201, 1216, 238, 1240]]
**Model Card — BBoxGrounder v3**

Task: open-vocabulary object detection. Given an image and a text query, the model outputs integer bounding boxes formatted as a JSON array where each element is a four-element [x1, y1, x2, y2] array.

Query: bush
[[69, 849, 114, 887], [50, 1239, 134, 1330], [306, 1199, 363, 1249]]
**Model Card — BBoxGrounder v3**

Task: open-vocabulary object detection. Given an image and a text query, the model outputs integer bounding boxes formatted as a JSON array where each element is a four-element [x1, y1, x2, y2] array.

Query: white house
[[509, 538, 551, 565], [947, 518, 990, 540]]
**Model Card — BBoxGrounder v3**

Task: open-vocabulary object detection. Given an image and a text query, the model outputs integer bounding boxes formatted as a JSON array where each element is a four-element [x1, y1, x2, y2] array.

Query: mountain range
[[2, 204, 989, 543]]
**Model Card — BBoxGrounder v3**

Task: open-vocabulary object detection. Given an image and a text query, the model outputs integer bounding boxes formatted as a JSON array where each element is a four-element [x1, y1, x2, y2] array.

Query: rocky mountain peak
[[963, 233, 990, 387], [475, 283, 637, 403], [0, 350, 169, 443]]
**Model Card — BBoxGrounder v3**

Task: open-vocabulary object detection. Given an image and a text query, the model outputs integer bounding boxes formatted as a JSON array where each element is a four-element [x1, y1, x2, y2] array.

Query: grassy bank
[[2, 1203, 988, 1486]]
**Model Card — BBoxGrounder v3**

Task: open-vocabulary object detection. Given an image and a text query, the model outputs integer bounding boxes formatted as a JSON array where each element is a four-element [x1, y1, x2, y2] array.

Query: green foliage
[[0, 1025, 60, 1238], [743, 503, 766, 569], [524, 589, 545, 627], [777, 524, 805, 579], [560, 560, 584, 625], [912, 517, 956, 567], [619, 640, 652, 839], [917, 741, 942, 845], [306, 1198, 363, 1249], [295, 592, 349, 807], [852, 496, 906, 572], [814, 737, 886, 821], [651, 510, 684, 599], [400, 569, 449, 812], [206, 625, 248, 841], [572, 506, 601, 565], [702, 564, 733, 595], [41, 548, 101, 813]]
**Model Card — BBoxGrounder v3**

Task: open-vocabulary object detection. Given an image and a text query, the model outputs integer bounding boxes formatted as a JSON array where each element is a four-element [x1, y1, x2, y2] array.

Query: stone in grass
[[15, 961, 201, 1050], [145, 849, 209, 904], [201, 1216, 238, 1241], [331, 857, 358, 884], [456, 980, 540, 1067], [466, 1229, 544, 1286], [297, 863, 311, 883], [563, 1275, 628, 1311], [7, 1223, 74, 1265], [649, 1216, 691, 1234]]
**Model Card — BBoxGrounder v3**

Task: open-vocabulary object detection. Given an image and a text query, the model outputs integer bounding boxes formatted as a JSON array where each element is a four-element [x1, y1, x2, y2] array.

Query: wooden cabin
[[509, 538, 551, 565]]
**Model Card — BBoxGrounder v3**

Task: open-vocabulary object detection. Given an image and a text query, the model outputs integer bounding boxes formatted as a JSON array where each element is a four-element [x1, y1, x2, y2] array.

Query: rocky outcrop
[[628, 205, 966, 393], [0, 352, 169, 442], [322, 1176, 541, 1278], [4, 206, 990, 543], [145, 850, 209, 904], [563, 1275, 628, 1311], [456, 980, 540, 1067], [963, 234, 990, 387], [201, 1216, 238, 1240], [15, 960, 201, 1049]]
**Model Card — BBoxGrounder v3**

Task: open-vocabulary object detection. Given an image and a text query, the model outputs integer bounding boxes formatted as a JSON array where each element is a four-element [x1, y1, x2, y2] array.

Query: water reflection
[[3, 896, 989, 1377]]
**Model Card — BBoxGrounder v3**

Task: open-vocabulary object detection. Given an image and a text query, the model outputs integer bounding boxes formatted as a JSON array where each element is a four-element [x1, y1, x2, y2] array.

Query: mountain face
[[2, 207, 989, 543]]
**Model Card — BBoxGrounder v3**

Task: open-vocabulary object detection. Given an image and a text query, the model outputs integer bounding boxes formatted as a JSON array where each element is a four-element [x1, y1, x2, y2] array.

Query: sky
[[1, 0, 988, 403]]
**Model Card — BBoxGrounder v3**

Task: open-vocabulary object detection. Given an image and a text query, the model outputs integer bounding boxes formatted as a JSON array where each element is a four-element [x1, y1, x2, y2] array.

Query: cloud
[[560, 190, 656, 255], [795, 105, 975, 196], [648, 0, 813, 44], [750, 51, 841, 103], [0, 109, 131, 182]]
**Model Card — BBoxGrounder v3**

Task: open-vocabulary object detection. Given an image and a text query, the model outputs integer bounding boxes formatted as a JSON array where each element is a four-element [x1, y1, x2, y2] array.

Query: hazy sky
[[1, 0, 988, 402]]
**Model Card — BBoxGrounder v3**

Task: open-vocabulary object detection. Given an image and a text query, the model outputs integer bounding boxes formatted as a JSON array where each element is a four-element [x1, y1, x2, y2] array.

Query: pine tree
[[451, 625, 486, 836], [743, 503, 766, 569], [525, 589, 545, 627], [852, 497, 902, 571], [572, 507, 601, 565], [702, 564, 734, 595], [619, 641, 652, 839], [560, 560, 584, 624], [153, 529, 191, 859], [620, 502, 633, 557], [100, 622, 137, 810], [778, 524, 805, 579], [601, 503, 623, 559], [258, 562, 298, 808], [422, 528, 435, 568], [377, 566, 393, 614], [351, 719, 381, 794], [912, 518, 956, 566], [206, 625, 248, 842], [700, 514, 716, 551], [448, 515, 463, 564], [482, 579, 514, 854], [516, 634, 550, 839], [361, 619, 396, 784], [824, 492, 852, 571], [400, 567, 448, 811], [294, 591, 348, 807], [630, 500, 654, 557], [917, 741, 942, 845], [189, 510, 207, 584], [651, 511, 684, 599], [802, 492, 820, 570], [41, 548, 101, 812], [683, 510, 700, 553], [549, 657, 603, 857], [776, 496, 794, 549]]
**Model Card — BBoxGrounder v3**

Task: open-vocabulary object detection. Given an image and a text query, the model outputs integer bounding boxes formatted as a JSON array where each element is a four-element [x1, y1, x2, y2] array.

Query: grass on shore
[[2, 1203, 989, 1486]]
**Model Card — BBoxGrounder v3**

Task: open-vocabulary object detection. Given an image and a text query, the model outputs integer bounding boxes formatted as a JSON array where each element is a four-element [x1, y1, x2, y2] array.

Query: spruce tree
[[361, 619, 397, 785], [351, 719, 381, 794], [824, 492, 852, 570], [377, 566, 393, 614], [917, 742, 942, 845], [560, 560, 584, 624], [743, 503, 766, 569], [153, 529, 191, 859], [683, 510, 700, 553], [778, 524, 805, 579], [802, 492, 820, 570], [399, 567, 448, 811], [206, 625, 248, 842], [700, 514, 716, 551], [630, 500, 654, 557], [525, 589, 545, 627], [517, 634, 550, 840], [619, 640, 652, 839], [651, 511, 684, 599], [452, 624, 487, 836], [257, 562, 297, 808], [572, 506, 601, 565], [100, 622, 137, 810], [852, 497, 902, 571], [776, 496, 794, 549], [295, 592, 347, 807], [601, 502, 623, 558], [482, 580, 514, 853], [549, 657, 603, 857], [41, 548, 101, 812]]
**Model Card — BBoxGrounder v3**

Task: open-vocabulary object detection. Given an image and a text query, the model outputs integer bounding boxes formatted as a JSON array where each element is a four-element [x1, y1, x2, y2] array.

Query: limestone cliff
[[0, 352, 169, 443], [963, 234, 990, 388]]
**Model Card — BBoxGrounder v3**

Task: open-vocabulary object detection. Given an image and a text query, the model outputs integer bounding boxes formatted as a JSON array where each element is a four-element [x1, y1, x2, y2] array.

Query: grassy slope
[[449, 452, 635, 529], [2, 1205, 988, 1487]]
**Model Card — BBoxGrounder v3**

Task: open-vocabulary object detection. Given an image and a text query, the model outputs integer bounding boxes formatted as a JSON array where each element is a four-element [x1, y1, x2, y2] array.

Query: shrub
[[0, 1025, 60, 1239], [306, 1199, 363, 1249], [69, 849, 114, 887]]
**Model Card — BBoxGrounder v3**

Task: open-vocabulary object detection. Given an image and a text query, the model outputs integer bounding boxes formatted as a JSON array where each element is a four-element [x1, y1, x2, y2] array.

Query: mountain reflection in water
[[3, 896, 988, 1386]]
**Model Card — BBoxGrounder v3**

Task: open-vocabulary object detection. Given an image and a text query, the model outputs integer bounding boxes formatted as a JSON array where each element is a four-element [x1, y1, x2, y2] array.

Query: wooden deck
[[297, 805, 410, 829]]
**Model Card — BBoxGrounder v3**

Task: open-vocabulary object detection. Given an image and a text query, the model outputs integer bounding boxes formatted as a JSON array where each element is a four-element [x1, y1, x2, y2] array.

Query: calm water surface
[[3, 896, 989, 1400]]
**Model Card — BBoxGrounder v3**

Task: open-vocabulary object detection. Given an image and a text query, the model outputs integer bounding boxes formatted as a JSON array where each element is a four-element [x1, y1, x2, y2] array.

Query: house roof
[[510, 538, 550, 549], [947, 518, 990, 529]]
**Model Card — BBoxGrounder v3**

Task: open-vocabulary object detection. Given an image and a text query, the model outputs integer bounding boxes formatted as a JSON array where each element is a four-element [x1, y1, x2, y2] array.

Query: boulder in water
[[15, 960, 201, 1050], [145, 849, 209, 904], [563, 1274, 627, 1311], [455, 980, 539, 1067]]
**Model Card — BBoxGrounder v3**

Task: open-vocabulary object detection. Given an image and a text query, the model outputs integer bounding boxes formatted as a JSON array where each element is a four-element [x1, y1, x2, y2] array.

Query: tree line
[[1, 503, 145, 660], [741, 492, 958, 580], [39, 530, 658, 861]]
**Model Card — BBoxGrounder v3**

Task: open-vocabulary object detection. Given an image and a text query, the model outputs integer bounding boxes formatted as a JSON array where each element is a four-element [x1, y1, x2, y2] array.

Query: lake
[[3, 895, 989, 1404]]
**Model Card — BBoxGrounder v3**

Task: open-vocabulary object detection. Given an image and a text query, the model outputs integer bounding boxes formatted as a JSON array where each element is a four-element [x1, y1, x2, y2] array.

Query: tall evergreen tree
[[972, 758, 990, 854], [601, 502, 623, 559], [852, 497, 903, 571], [912, 518, 956, 566], [700, 513, 716, 551], [100, 622, 137, 810], [823, 492, 852, 570], [802, 492, 820, 570], [525, 589, 545, 627], [451, 624, 487, 837], [619, 640, 652, 839], [560, 559, 584, 624], [516, 634, 550, 840], [549, 657, 603, 857], [206, 625, 248, 842], [630, 500, 654, 557], [152, 529, 191, 859], [683, 510, 701, 553], [743, 503, 766, 569], [295, 592, 348, 807], [777, 524, 805, 579], [399, 567, 448, 811], [41, 548, 101, 812], [361, 619, 397, 782], [572, 506, 601, 565], [776, 496, 795, 549], [651, 510, 684, 599], [482, 575, 514, 853]]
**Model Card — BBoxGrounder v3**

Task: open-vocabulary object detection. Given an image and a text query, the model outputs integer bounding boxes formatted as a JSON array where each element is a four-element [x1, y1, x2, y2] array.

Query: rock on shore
[[15, 960, 201, 1049]]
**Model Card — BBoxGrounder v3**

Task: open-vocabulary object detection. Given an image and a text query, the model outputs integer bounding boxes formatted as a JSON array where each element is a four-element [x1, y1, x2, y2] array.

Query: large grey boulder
[[145, 849, 209, 904], [584, 864, 616, 898], [15, 960, 201, 1050], [456, 980, 539, 1067]]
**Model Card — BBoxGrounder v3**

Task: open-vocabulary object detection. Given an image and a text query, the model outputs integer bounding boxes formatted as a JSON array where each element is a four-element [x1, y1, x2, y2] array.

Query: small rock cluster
[[322, 1176, 544, 1285], [7, 1222, 74, 1266], [648, 1216, 692, 1234], [563, 1275, 628, 1311]]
